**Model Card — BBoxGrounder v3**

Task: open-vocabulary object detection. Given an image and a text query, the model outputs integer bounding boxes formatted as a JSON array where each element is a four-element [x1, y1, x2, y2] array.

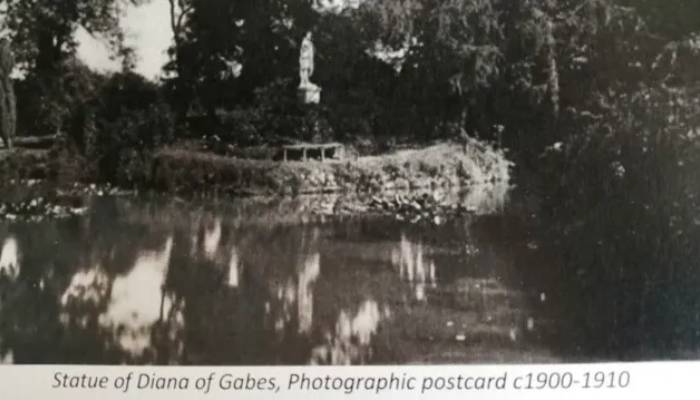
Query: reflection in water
[[61, 269, 109, 307], [346, 300, 386, 346], [203, 218, 222, 259], [310, 300, 389, 365], [60, 268, 110, 329], [392, 234, 436, 301], [99, 237, 175, 357], [0, 237, 19, 279], [298, 253, 320, 334], [461, 182, 510, 215], [228, 247, 240, 288], [0, 186, 561, 365], [270, 252, 321, 336]]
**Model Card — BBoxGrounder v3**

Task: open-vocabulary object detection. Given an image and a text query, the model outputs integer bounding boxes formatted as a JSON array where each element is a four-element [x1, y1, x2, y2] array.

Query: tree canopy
[[0, 0, 698, 149], [0, 0, 142, 75]]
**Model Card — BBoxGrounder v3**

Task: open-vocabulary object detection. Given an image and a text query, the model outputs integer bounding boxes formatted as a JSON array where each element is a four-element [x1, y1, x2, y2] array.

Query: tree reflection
[[0, 237, 19, 280], [392, 234, 437, 302], [310, 300, 388, 365], [0, 185, 539, 365], [99, 237, 174, 359]]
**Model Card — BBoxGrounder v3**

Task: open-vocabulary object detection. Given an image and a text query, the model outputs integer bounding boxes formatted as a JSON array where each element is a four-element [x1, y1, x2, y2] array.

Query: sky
[[76, 0, 172, 80]]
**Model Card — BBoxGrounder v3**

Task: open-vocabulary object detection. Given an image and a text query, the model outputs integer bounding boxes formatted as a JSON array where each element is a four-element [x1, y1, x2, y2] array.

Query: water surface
[[0, 184, 560, 365]]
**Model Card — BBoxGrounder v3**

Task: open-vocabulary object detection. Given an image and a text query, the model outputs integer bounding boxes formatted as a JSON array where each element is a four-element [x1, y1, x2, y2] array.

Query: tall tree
[[165, 0, 318, 115], [622, 0, 700, 40], [0, 0, 142, 75], [0, 0, 143, 136], [0, 39, 15, 149], [359, 0, 507, 138]]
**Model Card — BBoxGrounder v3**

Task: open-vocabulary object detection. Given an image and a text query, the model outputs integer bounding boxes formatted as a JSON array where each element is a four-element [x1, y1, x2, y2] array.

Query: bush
[[15, 64, 174, 188], [209, 78, 335, 147], [66, 72, 175, 187], [215, 108, 264, 147], [535, 82, 700, 359], [15, 59, 104, 137], [98, 102, 175, 186]]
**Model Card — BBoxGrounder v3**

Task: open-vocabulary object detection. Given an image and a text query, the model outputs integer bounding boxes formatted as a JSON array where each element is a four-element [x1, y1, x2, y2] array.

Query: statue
[[299, 32, 315, 88], [298, 32, 321, 104], [0, 38, 15, 150]]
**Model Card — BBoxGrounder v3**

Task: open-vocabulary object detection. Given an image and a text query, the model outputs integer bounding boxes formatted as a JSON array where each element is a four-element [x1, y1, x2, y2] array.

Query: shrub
[[215, 108, 264, 147], [536, 83, 700, 359], [210, 78, 335, 147], [69, 72, 176, 187], [15, 59, 104, 137], [96, 101, 175, 187]]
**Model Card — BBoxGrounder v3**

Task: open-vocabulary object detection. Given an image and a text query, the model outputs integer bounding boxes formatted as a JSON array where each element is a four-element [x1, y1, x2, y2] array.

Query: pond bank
[[0, 141, 512, 222], [153, 141, 511, 196], [0, 149, 51, 182]]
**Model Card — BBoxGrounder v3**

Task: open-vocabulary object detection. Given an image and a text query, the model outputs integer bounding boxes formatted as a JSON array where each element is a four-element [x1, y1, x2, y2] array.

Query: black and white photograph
[[0, 0, 699, 367]]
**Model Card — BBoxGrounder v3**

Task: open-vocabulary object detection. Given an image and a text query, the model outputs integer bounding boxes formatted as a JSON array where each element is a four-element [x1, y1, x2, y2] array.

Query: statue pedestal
[[298, 84, 321, 105]]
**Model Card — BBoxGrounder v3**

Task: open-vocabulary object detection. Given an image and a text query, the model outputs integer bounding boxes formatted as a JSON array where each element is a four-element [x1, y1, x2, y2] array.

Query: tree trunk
[[545, 19, 560, 119], [0, 42, 16, 150], [169, 0, 195, 118]]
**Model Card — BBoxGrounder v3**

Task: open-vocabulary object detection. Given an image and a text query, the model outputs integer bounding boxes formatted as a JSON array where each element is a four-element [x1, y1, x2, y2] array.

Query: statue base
[[298, 84, 321, 105]]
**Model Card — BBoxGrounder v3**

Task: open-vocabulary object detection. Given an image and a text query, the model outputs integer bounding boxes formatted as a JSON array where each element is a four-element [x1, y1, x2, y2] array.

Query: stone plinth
[[298, 85, 321, 105]]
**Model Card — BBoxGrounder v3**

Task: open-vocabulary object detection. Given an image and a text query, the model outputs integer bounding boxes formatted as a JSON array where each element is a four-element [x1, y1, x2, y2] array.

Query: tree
[[360, 0, 560, 140], [165, 0, 194, 117], [0, 0, 146, 136], [164, 0, 318, 116], [0, 0, 143, 75], [0, 39, 16, 149], [622, 0, 700, 40]]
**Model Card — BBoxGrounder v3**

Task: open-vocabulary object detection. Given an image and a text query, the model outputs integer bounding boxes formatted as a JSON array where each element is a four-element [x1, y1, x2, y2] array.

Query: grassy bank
[[153, 141, 511, 196], [0, 149, 51, 184], [0, 139, 511, 203]]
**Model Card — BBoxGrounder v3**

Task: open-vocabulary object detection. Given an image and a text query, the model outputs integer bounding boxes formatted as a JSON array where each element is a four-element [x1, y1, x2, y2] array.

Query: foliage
[[29, 71, 175, 187], [15, 59, 104, 137], [533, 82, 700, 358], [164, 0, 318, 115], [622, 0, 700, 40], [338, 0, 700, 359], [531, 2, 700, 355], [153, 142, 507, 196], [0, 40, 16, 148], [0, 0, 141, 74], [208, 78, 334, 148], [90, 73, 175, 186], [2, 0, 700, 359]]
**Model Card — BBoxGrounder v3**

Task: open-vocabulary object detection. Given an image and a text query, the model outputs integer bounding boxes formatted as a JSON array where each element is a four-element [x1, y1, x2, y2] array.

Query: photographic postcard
[[0, 0, 699, 398]]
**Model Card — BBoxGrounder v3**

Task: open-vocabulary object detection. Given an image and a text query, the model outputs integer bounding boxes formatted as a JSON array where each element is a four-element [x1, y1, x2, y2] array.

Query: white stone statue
[[299, 32, 316, 89], [298, 32, 321, 104]]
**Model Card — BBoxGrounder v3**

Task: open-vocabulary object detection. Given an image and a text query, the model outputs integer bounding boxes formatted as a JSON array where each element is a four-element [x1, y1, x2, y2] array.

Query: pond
[[0, 184, 571, 365]]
